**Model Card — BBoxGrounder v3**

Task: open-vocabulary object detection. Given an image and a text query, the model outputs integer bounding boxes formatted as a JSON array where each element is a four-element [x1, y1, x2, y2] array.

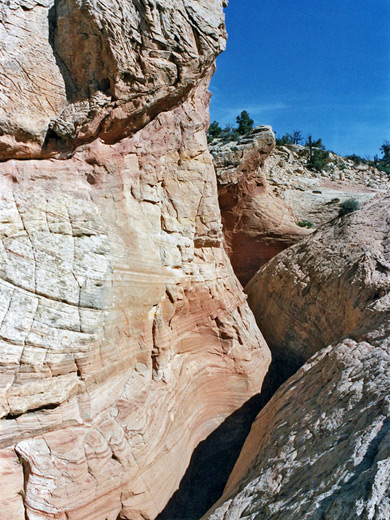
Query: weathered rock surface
[[0, 447, 25, 519], [204, 195, 390, 519], [0, 0, 227, 159], [204, 339, 390, 520], [0, 1, 271, 519], [246, 194, 390, 366], [210, 128, 307, 286], [266, 145, 388, 227]]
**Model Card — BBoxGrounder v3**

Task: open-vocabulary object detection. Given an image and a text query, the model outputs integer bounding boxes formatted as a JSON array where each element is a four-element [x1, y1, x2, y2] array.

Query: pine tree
[[236, 111, 254, 135]]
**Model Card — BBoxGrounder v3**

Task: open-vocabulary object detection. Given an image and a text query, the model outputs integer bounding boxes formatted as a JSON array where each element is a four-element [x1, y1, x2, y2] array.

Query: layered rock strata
[[0, 1, 271, 519], [210, 128, 307, 286], [204, 195, 390, 520]]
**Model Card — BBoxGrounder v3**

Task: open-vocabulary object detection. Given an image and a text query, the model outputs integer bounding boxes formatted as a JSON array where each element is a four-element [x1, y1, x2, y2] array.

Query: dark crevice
[[48, 0, 78, 102], [157, 356, 302, 520], [111, 453, 120, 463], [86, 173, 97, 185], [15, 451, 31, 520], [4, 402, 61, 420]]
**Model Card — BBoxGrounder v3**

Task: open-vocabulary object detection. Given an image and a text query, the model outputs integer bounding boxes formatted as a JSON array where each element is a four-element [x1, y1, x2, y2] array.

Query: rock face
[[204, 339, 390, 520], [0, 0, 227, 159], [210, 128, 307, 286], [246, 195, 390, 366], [204, 195, 390, 520], [0, 2, 271, 519]]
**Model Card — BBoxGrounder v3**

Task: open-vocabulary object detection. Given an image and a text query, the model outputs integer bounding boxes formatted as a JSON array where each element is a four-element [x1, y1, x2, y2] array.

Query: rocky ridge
[[210, 129, 388, 286], [267, 144, 389, 226], [210, 127, 307, 286]]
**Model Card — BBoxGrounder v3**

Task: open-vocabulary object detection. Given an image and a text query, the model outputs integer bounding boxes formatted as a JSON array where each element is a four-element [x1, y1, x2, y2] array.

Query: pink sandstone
[[0, 1, 270, 518]]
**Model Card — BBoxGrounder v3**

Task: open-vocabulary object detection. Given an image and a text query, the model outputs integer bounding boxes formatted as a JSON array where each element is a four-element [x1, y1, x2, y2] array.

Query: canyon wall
[[204, 195, 390, 519], [0, 1, 271, 519], [210, 128, 306, 286]]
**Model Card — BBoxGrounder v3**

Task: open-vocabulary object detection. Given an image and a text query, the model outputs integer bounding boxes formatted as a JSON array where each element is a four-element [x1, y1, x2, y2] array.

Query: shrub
[[339, 198, 360, 216], [307, 149, 330, 171], [291, 130, 303, 144], [377, 141, 390, 174], [344, 154, 369, 165], [298, 220, 313, 229], [220, 124, 240, 143], [275, 133, 295, 146], [306, 135, 325, 160]]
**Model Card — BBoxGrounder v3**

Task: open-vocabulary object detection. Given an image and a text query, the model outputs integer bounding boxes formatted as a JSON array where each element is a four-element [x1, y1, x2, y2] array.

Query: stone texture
[[203, 339, 390, 520], [0, 447, 25, 520], [0, 0, 227, 159], [210, 128, 307, 286], [0, 80, 271, 520], [246, 194, 390, 366], [204, 195, 390, 520], [266, 144, 388, 228], [0, 1, 271, 518]]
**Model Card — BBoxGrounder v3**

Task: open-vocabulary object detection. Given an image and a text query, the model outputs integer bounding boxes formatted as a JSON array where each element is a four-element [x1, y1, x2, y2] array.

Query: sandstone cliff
[[210, 128, 307, 286], [0, 2, 271, 519], [204, 195, 390, 519]]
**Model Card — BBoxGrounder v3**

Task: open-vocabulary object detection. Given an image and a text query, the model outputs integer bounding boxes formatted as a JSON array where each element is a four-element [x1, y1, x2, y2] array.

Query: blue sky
[[209, 1, 390, 157]]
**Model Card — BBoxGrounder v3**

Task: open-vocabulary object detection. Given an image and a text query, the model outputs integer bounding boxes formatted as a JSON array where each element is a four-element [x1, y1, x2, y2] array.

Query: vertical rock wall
[[0, 1, 271, 518]]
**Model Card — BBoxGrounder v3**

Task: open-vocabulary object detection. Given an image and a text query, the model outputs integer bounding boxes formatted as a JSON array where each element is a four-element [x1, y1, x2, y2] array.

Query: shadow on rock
[[157, 356, 302, 520]]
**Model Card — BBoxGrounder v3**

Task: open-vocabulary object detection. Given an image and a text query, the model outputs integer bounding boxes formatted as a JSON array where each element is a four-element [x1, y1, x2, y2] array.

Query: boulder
[[204, 339, 390, 520], [246, 194, 390, 367]]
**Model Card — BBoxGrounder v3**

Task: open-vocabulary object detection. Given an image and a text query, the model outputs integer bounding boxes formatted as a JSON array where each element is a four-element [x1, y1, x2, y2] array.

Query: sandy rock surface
[[0, 0, 226, 159], [210, 128, 306, 286], [204, 339, 390, 520], [0, 1, 271, 519]]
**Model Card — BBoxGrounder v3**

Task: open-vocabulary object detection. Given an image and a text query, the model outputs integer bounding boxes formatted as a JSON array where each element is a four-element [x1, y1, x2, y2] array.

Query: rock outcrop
[[204, 195, 390, 520], [0, 0, 227, 159], [204, 339, 390, 520], [0, 2, 271, 519], [266, 145, 388, 227], [210, 128, 307, 286], [246, 194, 390, 366]]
